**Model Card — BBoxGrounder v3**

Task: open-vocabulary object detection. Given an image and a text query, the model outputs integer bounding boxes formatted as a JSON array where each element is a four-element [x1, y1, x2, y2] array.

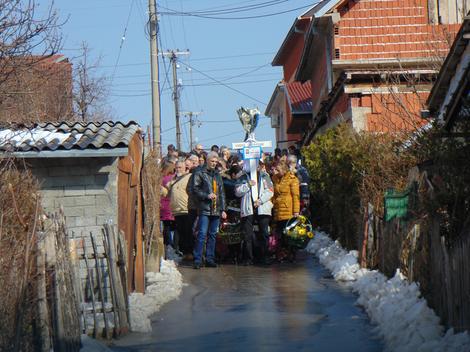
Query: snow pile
[[306, 232, 470, 352], [128, 259, 183, 333]]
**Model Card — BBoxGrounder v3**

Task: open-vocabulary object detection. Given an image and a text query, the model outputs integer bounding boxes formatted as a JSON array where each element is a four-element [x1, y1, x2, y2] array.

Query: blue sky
[[53, 0, 316, 152]]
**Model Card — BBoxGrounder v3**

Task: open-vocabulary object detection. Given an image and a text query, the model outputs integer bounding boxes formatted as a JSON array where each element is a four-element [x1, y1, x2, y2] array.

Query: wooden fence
[[427, 219, 470, 332], [360, 213, 470, 332], [36, 212, 81, 352], [70, 224, 130, 339]]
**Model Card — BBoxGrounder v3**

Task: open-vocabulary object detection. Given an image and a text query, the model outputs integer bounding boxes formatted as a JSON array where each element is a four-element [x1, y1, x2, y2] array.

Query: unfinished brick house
[[0, 55, 73, 124], [270, 0, 468, 146]]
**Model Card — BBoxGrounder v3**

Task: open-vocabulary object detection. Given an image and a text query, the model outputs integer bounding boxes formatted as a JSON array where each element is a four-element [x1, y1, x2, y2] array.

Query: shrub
[[302, 123, 415, 249]]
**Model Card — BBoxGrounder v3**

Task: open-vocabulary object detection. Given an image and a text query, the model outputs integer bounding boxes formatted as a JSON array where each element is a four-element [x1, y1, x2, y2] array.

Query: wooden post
[[90, 233, 109, 339], [107, 225, 129, 333], [103, 226, 121, 336], [83, 242, 98, 339], [117, 230, 131, 325], [70, 237, 86, 333], [37, 235, 51, 352]]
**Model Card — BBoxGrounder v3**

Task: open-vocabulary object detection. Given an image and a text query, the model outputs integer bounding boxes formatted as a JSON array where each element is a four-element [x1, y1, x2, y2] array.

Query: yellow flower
[[297, 228, 306, 236], [307, 232, 314, 239]]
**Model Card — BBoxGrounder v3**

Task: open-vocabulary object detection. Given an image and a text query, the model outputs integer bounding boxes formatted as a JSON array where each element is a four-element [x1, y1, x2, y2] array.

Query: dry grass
[[142, 147, 163, 270], [0, 159, 41, 351]]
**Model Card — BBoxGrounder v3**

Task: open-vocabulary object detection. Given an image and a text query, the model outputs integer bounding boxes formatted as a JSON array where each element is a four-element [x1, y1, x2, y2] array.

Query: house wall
[[333, 0, 461, 61], [28, 156, 119, 301], [0, 55, 73, 124], [367, 91, 429, 131], [311, 38, 330, 117], [282, 20, 311, 81], [28, 157, 118, 242]]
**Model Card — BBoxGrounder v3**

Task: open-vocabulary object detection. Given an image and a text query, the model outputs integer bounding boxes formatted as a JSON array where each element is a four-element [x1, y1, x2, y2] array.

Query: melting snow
[[128, 259, 183, 333], [0, 128, 82, 147], [306, 232, 470, 352]]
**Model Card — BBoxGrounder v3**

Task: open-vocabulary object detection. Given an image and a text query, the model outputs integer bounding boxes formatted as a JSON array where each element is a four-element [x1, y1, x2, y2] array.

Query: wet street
[[110, 252, 383, 352]]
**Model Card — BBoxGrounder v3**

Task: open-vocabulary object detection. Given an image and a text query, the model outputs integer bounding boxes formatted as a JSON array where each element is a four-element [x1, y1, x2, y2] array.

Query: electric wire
[[198, 122, 269, 143], [97, 51, 275, 68], [176, 0, 290, 15], [158, 3, 313, 20], [111, 72, 279, 86], [111, 0, 136, 83], [177, 60, 267, 105]]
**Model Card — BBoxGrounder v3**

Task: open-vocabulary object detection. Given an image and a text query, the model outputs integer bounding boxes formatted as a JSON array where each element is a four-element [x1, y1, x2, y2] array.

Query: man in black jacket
[[191, 151, 227, 269]]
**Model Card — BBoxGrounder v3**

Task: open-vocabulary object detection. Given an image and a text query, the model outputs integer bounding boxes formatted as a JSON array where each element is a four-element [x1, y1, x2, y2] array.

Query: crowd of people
[[160, 142, 310, 269]]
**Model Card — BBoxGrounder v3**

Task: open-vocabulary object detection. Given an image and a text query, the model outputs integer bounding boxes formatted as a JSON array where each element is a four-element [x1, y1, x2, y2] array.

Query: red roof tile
[[285, 81, 312, 113]]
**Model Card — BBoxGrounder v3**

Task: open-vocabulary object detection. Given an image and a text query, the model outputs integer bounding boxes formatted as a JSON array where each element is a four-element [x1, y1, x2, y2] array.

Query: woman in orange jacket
[[272, 161, 300, 260]]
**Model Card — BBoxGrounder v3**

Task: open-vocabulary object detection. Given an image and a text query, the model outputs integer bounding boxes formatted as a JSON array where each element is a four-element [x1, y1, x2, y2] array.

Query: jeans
[[193, 214, 220, 264]]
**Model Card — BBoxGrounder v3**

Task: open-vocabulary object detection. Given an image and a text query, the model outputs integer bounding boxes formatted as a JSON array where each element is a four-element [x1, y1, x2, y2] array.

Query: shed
[[0, 120, 145, 293]]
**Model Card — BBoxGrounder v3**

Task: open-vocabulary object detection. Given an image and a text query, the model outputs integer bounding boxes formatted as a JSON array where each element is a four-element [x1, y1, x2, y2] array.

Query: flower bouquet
[[283, 215, 314, 249]]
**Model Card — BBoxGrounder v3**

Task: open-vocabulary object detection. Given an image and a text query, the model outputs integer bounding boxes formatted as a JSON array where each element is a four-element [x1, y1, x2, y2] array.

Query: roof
[[427, 15, 470, 116], [295, 0, 345, 81], [272, 17, 311, 66], [285, 81, 312, 114], [308, 0, 342, 18], [0, 120, 141, 157], [271, 1, 341, 66]]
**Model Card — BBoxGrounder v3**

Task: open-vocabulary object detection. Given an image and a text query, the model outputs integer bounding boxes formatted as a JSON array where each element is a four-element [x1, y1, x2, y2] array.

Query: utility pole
[[148, 0, 161, 150], [162, 50, 190, 151], [181, 111, 202, 150]]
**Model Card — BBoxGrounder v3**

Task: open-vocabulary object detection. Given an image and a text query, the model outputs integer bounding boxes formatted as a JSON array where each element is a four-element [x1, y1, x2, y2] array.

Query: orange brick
[[361, 95, 372, 107]]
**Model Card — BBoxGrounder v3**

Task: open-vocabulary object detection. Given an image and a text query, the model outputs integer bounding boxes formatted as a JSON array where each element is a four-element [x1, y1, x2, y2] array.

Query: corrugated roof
[[286, 81, 312, 113], [0, 120, 140, 153]]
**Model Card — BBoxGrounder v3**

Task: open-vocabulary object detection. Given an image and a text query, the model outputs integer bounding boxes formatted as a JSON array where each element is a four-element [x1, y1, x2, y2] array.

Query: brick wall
[[334, 0, 460, 61], [366, 91, 429, 131]]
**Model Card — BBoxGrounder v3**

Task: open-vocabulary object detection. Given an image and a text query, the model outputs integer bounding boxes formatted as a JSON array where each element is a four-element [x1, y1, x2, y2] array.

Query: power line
[[177, 60, 268, 105], [198, 122, 269, 143], [111, 72, 280, 86], [177, 0, 201, 112], [159, 3, 313, 20], [97, 51, 276, 68], [112, 63, 276, 79], [176, 0, 290, 15], [179, 77, 278, 87], [111, 0, 136, 82]]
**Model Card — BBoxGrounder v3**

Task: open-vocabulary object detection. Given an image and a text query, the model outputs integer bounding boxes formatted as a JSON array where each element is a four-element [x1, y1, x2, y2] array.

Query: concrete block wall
[[29, 157, 118, 236], [29, 157, 119, 302]]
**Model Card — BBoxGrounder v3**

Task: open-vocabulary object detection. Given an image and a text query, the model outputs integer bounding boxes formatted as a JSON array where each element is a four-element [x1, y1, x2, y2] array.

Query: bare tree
[[73, 42, 112, 122], [0, 0, 65, 125], [370, 26, 457, 137]]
